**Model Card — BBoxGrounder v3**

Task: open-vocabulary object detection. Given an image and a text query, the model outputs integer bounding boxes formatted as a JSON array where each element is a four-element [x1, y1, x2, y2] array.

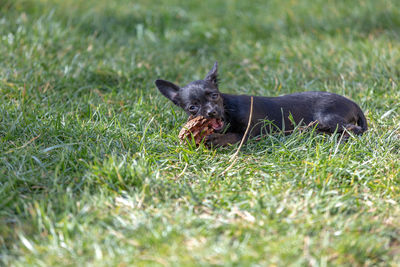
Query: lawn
[[1, 0, 400, 265]]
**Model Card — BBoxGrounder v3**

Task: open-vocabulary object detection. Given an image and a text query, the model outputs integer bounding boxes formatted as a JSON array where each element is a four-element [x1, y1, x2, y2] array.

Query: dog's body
[[155, 62, 367, 146]]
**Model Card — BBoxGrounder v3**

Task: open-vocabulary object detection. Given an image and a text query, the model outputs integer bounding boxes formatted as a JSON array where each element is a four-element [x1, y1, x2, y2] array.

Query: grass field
[[1, 0, 400, 265]]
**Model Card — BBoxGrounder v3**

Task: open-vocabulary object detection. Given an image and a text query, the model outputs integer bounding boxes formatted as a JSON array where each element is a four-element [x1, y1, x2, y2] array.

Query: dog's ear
[[204, 61, 218, 87], [155, 79, 181, 106]]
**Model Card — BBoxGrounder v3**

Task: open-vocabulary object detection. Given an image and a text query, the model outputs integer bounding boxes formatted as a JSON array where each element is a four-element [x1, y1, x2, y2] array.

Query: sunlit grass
[[1, 0, 399, 265]]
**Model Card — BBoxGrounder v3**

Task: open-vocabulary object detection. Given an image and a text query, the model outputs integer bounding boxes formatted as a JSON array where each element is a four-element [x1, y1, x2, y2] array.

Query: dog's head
[[155, 62, 225, 131]]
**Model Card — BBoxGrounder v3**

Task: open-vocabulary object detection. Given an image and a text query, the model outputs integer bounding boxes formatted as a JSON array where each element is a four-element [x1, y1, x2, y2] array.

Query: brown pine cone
[[178, 116, 223, 145]]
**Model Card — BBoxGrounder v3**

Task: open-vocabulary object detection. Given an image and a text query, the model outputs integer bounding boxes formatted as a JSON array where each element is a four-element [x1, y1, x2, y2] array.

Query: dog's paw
[[345, 124, 363, 135], [205, 133, 224, 147], [205, 133, 243, 147]]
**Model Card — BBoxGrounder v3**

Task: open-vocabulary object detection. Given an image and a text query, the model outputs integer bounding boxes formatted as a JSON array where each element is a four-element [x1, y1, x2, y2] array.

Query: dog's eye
[[211, 93, 219, 100], [188, 105, 198, 112]]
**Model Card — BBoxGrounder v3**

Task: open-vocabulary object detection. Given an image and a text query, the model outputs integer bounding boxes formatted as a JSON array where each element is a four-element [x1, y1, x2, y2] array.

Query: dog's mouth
[[209, 118, 224, 131]]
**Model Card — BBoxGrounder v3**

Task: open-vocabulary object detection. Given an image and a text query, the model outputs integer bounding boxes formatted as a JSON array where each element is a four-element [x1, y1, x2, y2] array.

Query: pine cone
[[178, 116, 223, 145]]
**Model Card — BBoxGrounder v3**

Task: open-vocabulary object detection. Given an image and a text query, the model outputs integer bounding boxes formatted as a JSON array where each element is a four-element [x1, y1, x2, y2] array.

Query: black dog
[[155, 62, 367, 146]]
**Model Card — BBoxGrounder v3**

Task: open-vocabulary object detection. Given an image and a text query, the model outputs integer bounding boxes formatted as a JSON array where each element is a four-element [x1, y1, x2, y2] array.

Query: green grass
[[1, 0, 400, 265]]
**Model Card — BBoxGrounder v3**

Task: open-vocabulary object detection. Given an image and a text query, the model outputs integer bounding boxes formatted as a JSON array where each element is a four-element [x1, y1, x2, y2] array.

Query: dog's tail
[[357, 108, 368, 133]]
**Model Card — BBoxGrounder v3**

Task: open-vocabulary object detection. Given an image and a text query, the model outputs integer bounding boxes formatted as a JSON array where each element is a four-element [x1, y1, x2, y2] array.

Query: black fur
[[155, 62, 367, 146]]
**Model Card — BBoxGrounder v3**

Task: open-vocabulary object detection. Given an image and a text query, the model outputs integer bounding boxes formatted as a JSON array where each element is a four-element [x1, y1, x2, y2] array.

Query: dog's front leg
[[205, 133, 243, 147]]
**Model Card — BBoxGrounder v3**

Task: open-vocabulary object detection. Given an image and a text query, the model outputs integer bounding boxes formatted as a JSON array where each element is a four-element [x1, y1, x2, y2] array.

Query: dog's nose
[[207, 109, 217, 117]]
